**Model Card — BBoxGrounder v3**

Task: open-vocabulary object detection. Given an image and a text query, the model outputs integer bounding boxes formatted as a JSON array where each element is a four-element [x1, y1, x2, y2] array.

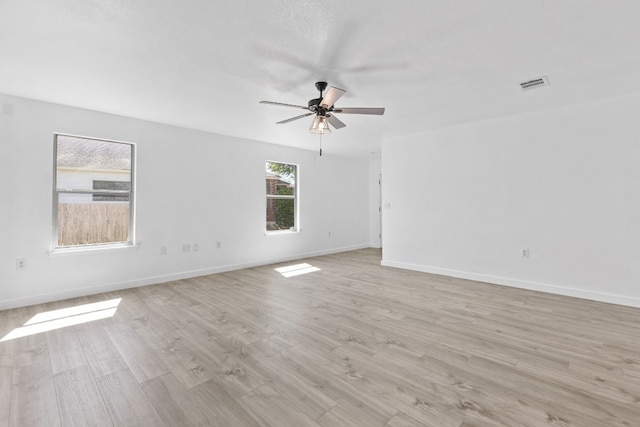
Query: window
[[266, 161, 297, 232], [53, 134, 135, 249]]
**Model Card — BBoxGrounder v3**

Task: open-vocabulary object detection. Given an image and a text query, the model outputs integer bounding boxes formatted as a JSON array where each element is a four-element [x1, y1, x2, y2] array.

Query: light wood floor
[[1, 248, 640, 426]]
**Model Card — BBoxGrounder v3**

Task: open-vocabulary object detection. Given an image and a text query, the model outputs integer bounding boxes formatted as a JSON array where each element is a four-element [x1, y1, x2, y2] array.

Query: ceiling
[[1, 1, 640, 158]]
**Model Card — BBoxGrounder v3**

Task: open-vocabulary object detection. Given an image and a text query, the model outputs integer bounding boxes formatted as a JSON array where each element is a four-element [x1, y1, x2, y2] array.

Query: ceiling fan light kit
[[309, 115, 331, 134], [260, 81, 385, 135]]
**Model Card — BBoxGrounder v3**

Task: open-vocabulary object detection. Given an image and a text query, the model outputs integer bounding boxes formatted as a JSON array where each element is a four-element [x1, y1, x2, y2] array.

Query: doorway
[[378, 173, 382, 247]]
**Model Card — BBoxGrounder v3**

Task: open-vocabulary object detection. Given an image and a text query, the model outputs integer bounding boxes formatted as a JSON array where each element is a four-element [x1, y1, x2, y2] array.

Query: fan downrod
[[308, 82, 329, 111]]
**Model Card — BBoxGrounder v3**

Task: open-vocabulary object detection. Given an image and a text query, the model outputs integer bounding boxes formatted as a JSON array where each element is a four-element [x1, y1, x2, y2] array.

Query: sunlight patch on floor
[[275, 263, 321, 278], [1, 298, 121, 342]]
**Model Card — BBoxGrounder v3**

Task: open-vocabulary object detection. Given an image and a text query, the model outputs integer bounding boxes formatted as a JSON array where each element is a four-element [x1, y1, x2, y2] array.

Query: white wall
[[0, 94, 371, 309], [382, 92, 640, 308]]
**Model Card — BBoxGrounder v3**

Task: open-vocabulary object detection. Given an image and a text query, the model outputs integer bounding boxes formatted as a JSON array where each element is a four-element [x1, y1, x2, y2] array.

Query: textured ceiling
[[1, 1, 640, 158]]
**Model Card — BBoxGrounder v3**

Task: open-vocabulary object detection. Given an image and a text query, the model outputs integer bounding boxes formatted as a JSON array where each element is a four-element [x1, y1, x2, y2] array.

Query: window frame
[[52, 133, 136, 252], [265, 161, 299, 233]]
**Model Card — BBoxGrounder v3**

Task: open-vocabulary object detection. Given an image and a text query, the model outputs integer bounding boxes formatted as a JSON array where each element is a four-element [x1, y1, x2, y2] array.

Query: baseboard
[[381, 259, 640, 309], [0, 244, 370, 311]]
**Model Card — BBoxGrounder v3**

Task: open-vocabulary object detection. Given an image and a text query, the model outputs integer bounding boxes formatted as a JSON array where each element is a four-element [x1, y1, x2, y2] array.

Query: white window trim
[[265, 160, 299, 234], [52, 133, 136, 252], [48, 243, 139, 256]]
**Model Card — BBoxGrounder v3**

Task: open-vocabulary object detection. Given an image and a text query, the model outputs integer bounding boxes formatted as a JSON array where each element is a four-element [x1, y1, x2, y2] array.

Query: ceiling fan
[[259, 81, 385, 134]]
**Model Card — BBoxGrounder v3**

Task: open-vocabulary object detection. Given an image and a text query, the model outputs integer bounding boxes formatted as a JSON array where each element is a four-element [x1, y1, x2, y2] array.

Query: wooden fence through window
[[57, 203, 129, 246]]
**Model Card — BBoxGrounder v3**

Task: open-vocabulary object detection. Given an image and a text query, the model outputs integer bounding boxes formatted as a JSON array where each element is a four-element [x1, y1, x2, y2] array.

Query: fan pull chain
[[319, 134, 323, 156]]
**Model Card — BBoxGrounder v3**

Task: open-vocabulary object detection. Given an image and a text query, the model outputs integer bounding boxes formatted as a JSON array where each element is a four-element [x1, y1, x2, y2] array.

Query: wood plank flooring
[[1, 248, 640, 426]]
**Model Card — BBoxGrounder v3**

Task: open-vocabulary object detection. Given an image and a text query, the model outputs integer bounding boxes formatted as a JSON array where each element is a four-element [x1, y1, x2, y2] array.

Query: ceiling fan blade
[[326, 114, 346, 129], [333, 107, 385, 115], [320, 86, 346, 108], [276, 112, 314, 124], [260, 100, 309, 110]]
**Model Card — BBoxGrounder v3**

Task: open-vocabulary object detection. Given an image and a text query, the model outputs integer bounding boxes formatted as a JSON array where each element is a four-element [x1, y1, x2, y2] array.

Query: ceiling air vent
[[519, 76, 549, 91]]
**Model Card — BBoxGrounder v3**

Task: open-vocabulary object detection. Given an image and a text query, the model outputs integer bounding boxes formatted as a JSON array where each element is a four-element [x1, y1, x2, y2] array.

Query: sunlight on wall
[[275, 263, 321, 278], [1, 298, 121, 342]]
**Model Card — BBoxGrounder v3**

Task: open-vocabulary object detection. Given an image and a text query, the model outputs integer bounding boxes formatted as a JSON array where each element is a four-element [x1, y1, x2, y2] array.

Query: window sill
[[48, 243, 139, 256], [265, 229, 300, 236]]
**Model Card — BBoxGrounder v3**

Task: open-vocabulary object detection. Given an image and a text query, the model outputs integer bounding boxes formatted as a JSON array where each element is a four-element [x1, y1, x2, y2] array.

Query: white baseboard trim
[[0, 244, 370, 311], [381, 259, 640, 309]]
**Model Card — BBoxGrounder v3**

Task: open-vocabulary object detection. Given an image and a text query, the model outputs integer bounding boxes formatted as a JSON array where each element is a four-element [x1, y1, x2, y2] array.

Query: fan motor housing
[[308, 97, 322, 110]]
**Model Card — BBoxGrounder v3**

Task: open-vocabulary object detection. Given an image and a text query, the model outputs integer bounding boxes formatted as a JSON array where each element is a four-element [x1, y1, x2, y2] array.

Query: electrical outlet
[[16, 258, 26, 270], [160, 246, 167, 255], [521, 248, 530, 258], [192, 243, 199, 252], [182, 244, 191, 253]]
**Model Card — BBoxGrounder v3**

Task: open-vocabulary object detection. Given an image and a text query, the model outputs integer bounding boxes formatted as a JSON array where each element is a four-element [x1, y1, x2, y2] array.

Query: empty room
[[2, 1, 640, 426]]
